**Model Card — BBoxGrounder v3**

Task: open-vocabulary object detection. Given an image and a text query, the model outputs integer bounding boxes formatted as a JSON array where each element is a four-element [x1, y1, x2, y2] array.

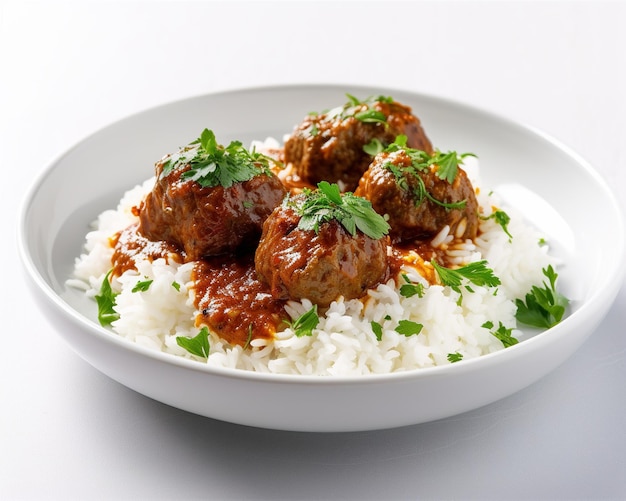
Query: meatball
[[354, 148, 479, 243], [139, 131, 287, 260], [255, 202, 390, 307], [283, 96, 433, 192]]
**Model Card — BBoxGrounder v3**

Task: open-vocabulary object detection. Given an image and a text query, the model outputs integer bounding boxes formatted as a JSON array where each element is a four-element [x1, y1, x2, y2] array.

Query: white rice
[[69, 153, 557, 375]]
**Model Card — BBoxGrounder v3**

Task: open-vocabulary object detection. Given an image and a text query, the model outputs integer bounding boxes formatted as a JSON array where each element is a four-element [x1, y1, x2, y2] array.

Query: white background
[[2, 1, 625, 499]]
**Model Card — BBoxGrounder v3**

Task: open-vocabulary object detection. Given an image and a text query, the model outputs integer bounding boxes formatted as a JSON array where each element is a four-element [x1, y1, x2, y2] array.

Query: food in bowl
[[67, 93, 568, 375]]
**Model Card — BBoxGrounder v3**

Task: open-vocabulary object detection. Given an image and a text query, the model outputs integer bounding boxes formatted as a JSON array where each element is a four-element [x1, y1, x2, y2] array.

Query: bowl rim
[[18, 83, 626, 385]]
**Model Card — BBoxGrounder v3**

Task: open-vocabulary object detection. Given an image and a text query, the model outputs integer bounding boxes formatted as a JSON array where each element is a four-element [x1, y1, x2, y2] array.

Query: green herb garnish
[[160, 128, 274, 188], [481, 209, 512, 240], [363, 137, 385, 156], [285, 305, 319, 337], [131, 278, 153, 293], [447, 352, 463, 363], [171, 281, 181, 291], [515, 265, 569, 328], [371, 321, 383, 341], [176, 326, 210, 358], [291, 181, 390, 239], [395, 319, 423, 337], [243, 324, 253, 350], [323, 94, 394, 125], [354, 109, 388, 125], [399, 273, 425, 298], [381, 136, 474, 210], [95, 270, 120, 327], [432, 260, 501, 293], [483, 320, 519, 348]]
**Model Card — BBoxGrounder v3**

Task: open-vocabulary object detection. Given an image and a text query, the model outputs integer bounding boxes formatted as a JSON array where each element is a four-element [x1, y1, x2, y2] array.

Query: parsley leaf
[[95, 270, 120, 327], [131, 278, 153, 293], [483, 320, 519, 348], [381, 137, 474, 210], [432, 260, 501, 293], [395, 319, 423, 336], [481, 209, 513, 240], [363, 137, 385, 156], [447, 352, 463, 363], [371, 321, 383, 341], [515, 265, 569, 328], [354, 109, 387, 126], [399, 273, 425, 298], [176, 326, 210, 358], [161, 128, 275, 189], [292, 181, 390, 240], [285, 305, 319, 337]]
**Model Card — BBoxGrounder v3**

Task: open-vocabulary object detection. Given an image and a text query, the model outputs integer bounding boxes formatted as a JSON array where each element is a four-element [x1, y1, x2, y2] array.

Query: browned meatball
[[139, 130, 287, 260], [284, 95, 433, 192], [255, 201, 390, 307], [354, 148, 479, 243]]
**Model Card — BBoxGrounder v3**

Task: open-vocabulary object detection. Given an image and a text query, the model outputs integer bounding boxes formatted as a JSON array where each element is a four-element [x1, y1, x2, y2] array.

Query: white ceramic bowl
[[19, 84, 625, 432]]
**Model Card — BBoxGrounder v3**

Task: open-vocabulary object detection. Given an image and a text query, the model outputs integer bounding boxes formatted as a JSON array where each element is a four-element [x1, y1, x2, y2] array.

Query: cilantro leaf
[[515, 265, 569, 328], [395, 319, 423, 336], [285, 305, 319, 337], [176, 326, 210, 358], [95, 270, 120, 327], [432, 260, 501, 293], [292, 181, 390, 240]]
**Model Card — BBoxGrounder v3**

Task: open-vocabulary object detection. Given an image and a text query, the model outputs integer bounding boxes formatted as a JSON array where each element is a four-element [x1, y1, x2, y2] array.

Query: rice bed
[[69, 159, 556, 376]]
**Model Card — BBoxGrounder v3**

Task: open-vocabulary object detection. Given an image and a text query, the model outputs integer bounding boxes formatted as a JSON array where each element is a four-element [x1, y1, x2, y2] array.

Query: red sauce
[[192, 254, 287, 346], [110, 223, 184, 276], [110, 222, 459, 347]]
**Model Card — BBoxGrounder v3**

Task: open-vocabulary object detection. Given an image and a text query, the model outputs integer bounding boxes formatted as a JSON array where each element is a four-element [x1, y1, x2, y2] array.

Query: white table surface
[[2, 1, 625, 499]]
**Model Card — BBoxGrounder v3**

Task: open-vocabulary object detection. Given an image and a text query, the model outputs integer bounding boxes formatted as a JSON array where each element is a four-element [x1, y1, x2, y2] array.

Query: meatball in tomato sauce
[[284, 95, 433, 192], [255, 183, 391, 307], [354, 142, 479, 244], [138, 129, 287, 260]]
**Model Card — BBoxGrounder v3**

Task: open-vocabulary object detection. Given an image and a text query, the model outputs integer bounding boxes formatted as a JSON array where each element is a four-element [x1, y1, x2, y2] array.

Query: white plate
[[19, 84, 625, 432]]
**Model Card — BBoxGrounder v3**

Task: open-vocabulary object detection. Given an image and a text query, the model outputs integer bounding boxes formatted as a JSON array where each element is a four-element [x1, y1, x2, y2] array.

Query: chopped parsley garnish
[[322, 94, 394, 125], [483, 320, 519, 348], [371, 321, 383, 341], [515, 265, 569, 328], [176, 326, 210, 358], [284, 305, 320, 337], [131, 278, 153, 293], [160, 128, 274, 188], [95, 270, 120, 327], [363, 137, 385, 156], [395, 319, 423, 337], [432, 260, 501, 294], [290, 181, 390, 240], [447, 352, 463, 363], [171, 281, 181, 291], [354, 109, 387, 125], [242, 324, 253, 350], [481, 209, 513, 240], [381, 135, 474, 210], [399, 273, 425, 298]]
